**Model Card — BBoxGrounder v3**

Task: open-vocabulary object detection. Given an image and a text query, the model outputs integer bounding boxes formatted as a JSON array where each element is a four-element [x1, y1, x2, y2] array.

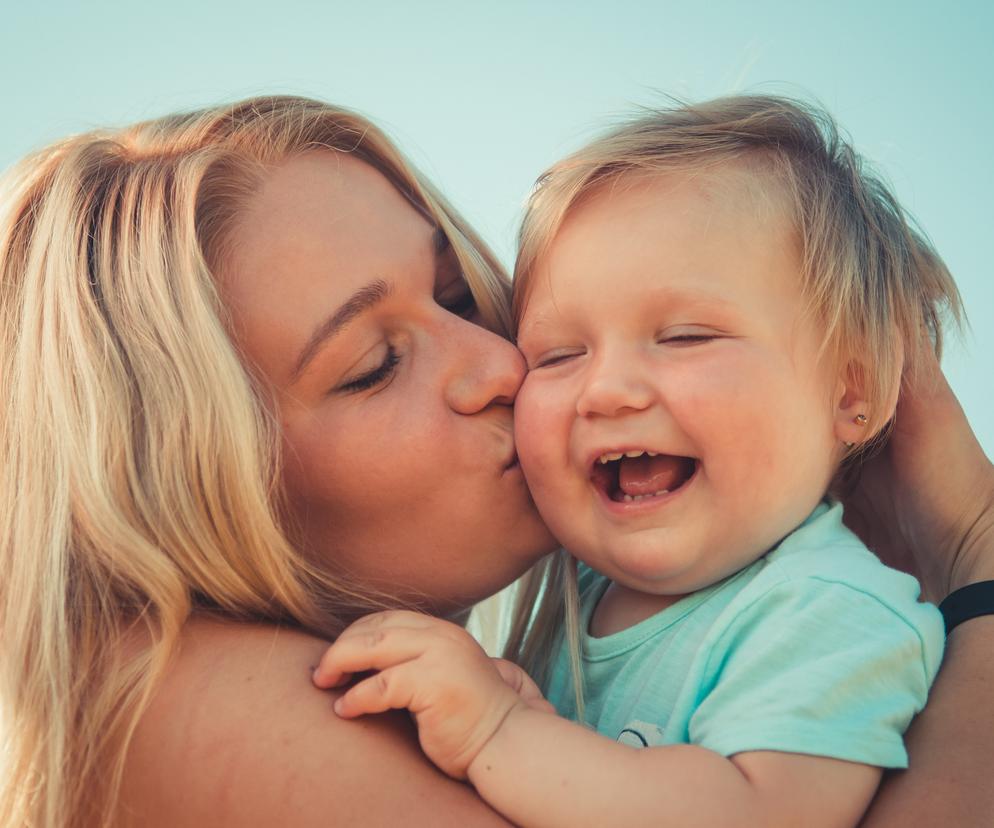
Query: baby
[[313, 96, 956, 828]]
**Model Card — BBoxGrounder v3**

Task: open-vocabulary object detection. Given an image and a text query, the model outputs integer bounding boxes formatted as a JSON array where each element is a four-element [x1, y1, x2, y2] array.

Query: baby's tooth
[[623, 494, 634, 503], [647, 451, 659, 457], [633, 494, 644, 502], [653, 489, 669, 496], [624, 450, 644, 458]]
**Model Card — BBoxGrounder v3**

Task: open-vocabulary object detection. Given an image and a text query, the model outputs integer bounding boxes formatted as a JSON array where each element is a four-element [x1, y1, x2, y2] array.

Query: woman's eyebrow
[[290, 279, 393, 383]]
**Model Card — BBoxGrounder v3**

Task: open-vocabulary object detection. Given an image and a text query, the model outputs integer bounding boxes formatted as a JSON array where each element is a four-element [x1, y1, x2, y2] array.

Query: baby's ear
[[832, 341, 903, 447]]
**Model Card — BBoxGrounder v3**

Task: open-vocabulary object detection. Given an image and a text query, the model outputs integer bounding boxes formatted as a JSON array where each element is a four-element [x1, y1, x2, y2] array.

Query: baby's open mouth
[[590, 450, 697, 503]]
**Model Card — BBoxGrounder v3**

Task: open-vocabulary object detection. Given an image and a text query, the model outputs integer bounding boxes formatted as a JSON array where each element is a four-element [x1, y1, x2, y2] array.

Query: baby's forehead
[[512, 154, 803, 333], [616, 157, 793, 219], [549, 159, 797, 264]]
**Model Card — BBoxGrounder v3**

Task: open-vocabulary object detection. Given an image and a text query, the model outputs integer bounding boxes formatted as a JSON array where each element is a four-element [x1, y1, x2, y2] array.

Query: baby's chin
[[556, 521, 741, 594]]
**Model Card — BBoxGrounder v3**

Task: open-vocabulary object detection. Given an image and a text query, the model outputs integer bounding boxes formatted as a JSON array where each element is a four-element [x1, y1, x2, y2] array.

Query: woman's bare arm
[[844, 349, 994, 826], [864, 618, 994, 826], [119, 619, 512, 827]]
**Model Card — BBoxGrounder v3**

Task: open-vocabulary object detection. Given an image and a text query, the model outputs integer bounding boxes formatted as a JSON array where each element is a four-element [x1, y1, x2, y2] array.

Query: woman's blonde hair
[[504, 94, 963, 705], [0, 95, 512, 827]]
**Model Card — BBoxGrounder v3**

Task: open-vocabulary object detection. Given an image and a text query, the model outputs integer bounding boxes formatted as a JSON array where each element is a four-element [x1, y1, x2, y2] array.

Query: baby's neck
[[589, 581, 686, 638]]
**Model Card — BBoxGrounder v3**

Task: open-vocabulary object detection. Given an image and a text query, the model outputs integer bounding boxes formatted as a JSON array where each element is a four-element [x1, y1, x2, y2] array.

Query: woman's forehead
[[217, 152, 435, 383], [230, 152, 431, 268]]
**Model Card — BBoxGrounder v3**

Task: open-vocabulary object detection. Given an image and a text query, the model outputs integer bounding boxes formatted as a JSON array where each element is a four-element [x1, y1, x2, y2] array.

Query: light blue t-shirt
[[545, 501, 944, 768]]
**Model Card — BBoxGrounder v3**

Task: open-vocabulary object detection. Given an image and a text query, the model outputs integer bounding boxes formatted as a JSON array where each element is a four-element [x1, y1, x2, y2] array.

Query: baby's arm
[[474, 708, 879, 828], [313, 611, 879, 828]]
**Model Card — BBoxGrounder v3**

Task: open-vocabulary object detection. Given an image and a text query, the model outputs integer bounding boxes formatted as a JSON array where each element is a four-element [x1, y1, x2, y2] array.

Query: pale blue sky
[[2, 0, 991, 451]]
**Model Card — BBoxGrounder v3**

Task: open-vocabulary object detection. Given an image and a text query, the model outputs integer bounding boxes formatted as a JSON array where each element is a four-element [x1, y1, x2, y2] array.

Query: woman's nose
[[576, 354, 655, 418], [444, 319, 526, 414]]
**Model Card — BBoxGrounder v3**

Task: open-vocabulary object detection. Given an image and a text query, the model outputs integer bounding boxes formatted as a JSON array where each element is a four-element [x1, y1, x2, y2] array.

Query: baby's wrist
[[466, 700, 533, 782]]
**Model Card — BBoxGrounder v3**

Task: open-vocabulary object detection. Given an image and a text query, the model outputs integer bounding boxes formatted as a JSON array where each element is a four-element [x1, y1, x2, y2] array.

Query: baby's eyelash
[[532, 349, 585, 369], [658, 332, 721, 346], [335, 345, 401, 393]]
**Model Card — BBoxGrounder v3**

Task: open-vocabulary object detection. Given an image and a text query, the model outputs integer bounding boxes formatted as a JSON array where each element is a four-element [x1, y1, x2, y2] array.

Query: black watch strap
[[938, 581, 994, 635]]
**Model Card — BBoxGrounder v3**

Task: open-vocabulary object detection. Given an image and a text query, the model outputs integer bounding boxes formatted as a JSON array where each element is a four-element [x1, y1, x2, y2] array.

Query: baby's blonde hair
[[506, 94, 962, 702], [0, 95, 511, 827]]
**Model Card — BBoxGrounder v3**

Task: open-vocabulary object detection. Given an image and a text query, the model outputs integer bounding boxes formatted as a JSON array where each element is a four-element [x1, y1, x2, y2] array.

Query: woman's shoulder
[[119, 616, 510, 827]]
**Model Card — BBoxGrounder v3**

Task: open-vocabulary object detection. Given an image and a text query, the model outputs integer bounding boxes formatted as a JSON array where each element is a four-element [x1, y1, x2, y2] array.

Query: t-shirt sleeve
[[687, 576, 944, 768]]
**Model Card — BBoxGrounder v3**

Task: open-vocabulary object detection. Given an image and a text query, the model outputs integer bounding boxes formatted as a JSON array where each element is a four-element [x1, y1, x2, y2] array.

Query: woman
[[0, 96, 991, 827]]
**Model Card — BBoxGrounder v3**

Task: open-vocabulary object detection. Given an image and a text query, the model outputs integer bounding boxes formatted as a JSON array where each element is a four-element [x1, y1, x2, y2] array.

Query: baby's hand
[[312, 610, 531, 779]]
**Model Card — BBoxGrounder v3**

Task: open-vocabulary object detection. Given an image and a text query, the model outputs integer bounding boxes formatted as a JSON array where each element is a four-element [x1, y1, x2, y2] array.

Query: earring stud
[[845, 414, 869, 448]]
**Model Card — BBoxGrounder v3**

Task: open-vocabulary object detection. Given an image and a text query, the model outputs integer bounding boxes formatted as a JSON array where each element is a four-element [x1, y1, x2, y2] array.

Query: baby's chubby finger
[[311, 645, 352, 690], [332, 663, 419, 719], [311, 612, 415, 689], [312, 626, 437, 689]]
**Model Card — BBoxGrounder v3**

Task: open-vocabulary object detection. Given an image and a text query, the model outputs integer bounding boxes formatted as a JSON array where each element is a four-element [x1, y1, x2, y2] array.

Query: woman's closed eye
[[334, 344, 401, 394], [435, 279, 478, 319]]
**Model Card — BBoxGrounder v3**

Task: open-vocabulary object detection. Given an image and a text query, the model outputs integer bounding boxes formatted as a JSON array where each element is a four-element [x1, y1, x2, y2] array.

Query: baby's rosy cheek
[[513, 385, 548, 455]]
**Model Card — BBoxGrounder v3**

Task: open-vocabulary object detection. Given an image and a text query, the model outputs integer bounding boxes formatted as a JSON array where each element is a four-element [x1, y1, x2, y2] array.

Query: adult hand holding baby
[[843, 345, 994, 601], [844, 346, 994, 826]]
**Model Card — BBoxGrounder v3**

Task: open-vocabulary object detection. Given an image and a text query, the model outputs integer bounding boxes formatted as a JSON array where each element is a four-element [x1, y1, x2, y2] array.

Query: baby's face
[[515, 169, 844, 597]]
